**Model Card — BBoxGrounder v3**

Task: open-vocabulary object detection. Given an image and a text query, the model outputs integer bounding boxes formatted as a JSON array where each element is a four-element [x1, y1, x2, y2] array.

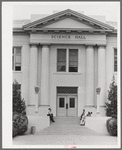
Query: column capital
[[42, 45, 50, 49], [40, 43, 50, 48], [98, 45, 106, 49], [86, 45, 94, 49], [30, 43, 39, 48]]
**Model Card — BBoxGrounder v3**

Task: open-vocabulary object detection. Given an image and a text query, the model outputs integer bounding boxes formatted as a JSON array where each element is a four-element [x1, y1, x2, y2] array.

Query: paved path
[[13, 117, 117, 146]]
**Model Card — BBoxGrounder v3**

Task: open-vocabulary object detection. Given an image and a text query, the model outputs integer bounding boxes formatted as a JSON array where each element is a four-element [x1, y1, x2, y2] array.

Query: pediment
[[23, 9, 114, 32], [41, 18, 94, 29]]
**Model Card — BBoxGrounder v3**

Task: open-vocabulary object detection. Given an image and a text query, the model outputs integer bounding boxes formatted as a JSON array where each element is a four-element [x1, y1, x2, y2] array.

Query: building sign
[[30, 33, 106, 45], [51, 34, 86, 40]]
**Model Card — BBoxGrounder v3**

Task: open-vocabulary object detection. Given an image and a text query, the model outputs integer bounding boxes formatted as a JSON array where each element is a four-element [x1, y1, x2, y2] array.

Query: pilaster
[[86, 45, 94, 106], [98, 46, 106, 106], [29, 44, 38, 105], [41, 45, 50, 105]]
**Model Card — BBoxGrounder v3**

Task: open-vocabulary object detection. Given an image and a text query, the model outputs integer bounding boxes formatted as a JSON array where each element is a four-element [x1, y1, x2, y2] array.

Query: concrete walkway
[[13, 117, 118, 147]]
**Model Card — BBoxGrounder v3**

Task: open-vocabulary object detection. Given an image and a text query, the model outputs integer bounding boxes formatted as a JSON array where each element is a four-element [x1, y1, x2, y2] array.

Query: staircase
[[36, 117, 101, 136]]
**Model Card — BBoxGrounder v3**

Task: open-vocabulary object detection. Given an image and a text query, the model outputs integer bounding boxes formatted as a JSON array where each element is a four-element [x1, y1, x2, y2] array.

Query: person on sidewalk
[[47, 108, 55, 122]]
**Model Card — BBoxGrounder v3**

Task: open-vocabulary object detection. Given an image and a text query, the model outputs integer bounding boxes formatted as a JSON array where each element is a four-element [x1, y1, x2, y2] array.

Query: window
[[57, 48, 78, 72], [70, 98, 75, 108], [114, 48, 117, 72], [59, 98, 65, 108], [69, 49, 78, 72], [13, 47, 21, 71], [57, 49, 66, 72]]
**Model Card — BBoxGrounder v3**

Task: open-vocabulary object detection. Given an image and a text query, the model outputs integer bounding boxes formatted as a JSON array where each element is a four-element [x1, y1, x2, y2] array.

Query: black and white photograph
[[2, 1, 120, 148]]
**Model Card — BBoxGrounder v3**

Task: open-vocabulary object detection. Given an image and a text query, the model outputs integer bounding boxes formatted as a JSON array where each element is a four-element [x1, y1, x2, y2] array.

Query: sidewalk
[[13, 117, 118, 147]]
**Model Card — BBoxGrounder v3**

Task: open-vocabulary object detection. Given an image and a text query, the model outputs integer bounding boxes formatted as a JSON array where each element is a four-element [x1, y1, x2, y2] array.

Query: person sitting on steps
[[80, 109, 92, 126], [80, 109, 86, 126], [47, 108, 55, 122]]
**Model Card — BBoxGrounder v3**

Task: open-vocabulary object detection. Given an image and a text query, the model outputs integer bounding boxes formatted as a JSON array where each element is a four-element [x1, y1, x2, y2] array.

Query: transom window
[[12, 47, 22, 71], [114, 48, 117, 72], [57, 48, 78, 72]]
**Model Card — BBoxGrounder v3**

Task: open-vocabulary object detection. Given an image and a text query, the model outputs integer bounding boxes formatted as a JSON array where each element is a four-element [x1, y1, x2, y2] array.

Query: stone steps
[[36, 117, 102, 136]]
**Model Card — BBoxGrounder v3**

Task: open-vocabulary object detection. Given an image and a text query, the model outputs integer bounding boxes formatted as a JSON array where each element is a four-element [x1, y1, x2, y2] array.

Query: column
[[29, 44, 38, 105], [41, 45, 50, 105], [86, 46, 94, 105], [98, 46, 106, 106]]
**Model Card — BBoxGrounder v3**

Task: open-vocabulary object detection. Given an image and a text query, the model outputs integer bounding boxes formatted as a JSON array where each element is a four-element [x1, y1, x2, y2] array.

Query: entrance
[[57, 95, 77, 116]]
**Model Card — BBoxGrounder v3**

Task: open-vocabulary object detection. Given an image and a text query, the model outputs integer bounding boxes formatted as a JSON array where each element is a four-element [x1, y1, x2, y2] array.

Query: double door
[[57, 95, 77, 116]]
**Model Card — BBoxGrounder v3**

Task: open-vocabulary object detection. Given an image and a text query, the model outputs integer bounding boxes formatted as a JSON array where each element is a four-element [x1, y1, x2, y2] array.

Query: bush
[[13, 113, 28, 137], [13, 80, 28, 137], [106, 117, 117, 136]]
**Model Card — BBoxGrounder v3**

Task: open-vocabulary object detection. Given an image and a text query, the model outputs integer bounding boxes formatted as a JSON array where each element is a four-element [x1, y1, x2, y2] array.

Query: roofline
[[22, 9, 114, 30]]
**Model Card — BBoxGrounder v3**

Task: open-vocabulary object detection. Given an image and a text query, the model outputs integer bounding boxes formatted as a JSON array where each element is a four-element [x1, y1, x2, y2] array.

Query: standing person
[[80, 109, 86, 126], [47, 108, 55, 122]]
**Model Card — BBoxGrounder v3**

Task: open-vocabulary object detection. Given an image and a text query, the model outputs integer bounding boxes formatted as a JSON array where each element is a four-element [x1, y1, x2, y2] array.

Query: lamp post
[[34, 86, 39, 113], [96, 87, 101, 115]]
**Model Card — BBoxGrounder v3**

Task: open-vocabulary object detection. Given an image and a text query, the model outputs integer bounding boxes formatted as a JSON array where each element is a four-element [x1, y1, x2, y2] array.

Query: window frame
[[69, 49, 78, 72], [57, 48, 67, 72], [57, 48, 79, 73], [12, 46, 22, 71]]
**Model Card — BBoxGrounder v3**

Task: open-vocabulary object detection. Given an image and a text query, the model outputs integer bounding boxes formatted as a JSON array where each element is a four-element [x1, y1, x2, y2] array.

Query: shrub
[[13, 80, 28, 137], [13, 113, 28, 137], [106, 117, 117, 136]]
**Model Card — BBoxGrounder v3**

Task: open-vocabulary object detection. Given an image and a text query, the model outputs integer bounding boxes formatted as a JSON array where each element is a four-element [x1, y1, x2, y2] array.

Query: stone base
[[25, 115, 50, 135], [26, 106, 49, 116], [85, 116, 111, 134]]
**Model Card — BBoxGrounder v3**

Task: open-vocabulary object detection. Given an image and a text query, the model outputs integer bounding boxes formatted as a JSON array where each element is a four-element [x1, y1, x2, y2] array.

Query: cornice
[[13, 27, 117, 36]]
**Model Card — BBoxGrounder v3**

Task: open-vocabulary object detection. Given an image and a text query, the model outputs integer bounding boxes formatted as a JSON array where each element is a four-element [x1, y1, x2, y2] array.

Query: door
[[68, 96, 77, 116], [57, 95, 77, 116], [57, 96, 67, 116]]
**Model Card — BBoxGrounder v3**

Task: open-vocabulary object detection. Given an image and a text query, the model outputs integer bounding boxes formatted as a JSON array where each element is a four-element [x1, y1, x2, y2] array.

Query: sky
[[12, 2, 120, 22]]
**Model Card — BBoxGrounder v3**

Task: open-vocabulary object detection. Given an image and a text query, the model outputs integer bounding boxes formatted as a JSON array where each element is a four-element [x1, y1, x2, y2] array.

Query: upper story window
[[12, 47, 21, 71], [57, 48, 78, 72], [69, 49, 78, 72], [114, 48, 117, 72], [57, 49, 66, 72]]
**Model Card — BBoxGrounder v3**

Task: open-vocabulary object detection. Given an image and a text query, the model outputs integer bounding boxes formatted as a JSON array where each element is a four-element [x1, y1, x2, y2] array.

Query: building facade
[[13, 9, 117, 117]]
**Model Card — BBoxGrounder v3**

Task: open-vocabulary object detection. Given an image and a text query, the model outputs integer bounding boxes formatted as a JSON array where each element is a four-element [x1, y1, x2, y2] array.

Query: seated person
[[47, 108, 55, 122], [80, 109, 86, 126], [80, 109, 92, 126]]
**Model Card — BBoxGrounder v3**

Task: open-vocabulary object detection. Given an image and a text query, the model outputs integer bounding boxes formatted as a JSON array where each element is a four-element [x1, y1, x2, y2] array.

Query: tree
[[13, 80, 28, 137], [13, 80, 26, 114], [105, 76, 117, 117]]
